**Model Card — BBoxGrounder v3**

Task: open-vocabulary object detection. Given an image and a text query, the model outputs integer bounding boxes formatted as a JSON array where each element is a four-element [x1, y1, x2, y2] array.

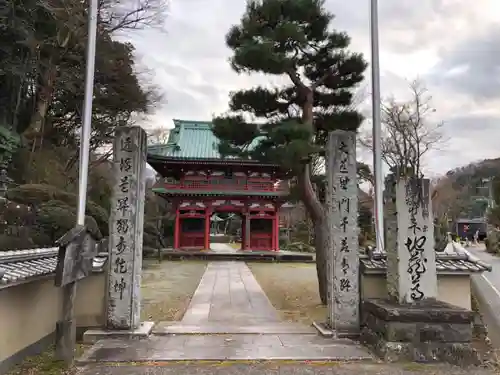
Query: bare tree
[[431, 177, 454, 218], [147, 127, 170, 145], [99, 0, 169, 33], [360, 80, 445, 178]]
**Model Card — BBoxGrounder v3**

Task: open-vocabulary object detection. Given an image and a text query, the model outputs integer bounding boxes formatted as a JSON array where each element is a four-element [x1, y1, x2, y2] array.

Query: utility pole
[[370, 0, 384, 252], [55, 0, 98, 364]]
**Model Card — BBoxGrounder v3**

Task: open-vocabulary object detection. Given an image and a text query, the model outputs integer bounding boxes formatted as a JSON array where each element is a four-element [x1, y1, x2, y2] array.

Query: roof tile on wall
[[0, 247, 108, 286], [360, 251, 491, 275]]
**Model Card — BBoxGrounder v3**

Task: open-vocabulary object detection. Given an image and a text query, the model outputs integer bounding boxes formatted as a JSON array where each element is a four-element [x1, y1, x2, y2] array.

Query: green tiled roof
[[148, 119, 263, 161], [148, 119, 225, 160]]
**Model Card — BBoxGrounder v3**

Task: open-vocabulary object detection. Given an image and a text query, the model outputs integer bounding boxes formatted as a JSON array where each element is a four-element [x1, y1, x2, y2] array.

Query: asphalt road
[[464, 244, 500, 348], [467, 244, 500, 294]]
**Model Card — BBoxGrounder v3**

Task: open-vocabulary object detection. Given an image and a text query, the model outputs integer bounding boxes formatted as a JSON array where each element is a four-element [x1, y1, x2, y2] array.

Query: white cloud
[[125, 0, 500, 176]]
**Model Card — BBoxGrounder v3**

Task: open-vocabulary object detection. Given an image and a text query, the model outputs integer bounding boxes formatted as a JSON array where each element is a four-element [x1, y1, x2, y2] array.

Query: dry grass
[[248, 262, 326, 324], [141, 260, 207, 321]]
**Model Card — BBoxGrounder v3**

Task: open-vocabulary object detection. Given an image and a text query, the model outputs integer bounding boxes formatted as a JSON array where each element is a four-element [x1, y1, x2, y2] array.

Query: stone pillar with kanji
[[388, 176, 438, 303], [384, 173, 399, 299], [325, 130, 359, 335], [360, 175, 479, 365], [104, 126, 153, 334]]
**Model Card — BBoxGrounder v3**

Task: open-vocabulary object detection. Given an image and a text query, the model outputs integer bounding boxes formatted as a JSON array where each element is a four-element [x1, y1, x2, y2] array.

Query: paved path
[[181, 261, 280, 325], [210, 243, 238, 253], [466, 244, 500, 291], [77, 261, 373, 363], [463, 244, 500, 347]]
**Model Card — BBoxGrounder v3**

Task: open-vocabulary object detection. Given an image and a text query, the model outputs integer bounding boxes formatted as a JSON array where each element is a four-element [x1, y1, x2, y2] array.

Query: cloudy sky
[[124, 0, 500, 177]]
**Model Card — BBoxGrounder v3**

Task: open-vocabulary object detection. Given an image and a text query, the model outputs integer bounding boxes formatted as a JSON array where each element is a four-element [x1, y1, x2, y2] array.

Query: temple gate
[[147, 120, 289, 251]]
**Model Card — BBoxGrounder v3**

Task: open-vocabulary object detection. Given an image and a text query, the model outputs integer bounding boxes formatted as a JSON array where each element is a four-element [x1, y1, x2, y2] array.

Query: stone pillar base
[[82, 321, 155, 344], [312, 321, 360, 339], [360, 299, 480, 366]]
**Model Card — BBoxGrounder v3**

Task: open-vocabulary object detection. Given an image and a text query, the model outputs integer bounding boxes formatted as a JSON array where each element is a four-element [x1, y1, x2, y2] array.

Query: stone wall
[[361, 273, 472, 310], [361, 298, 478, 365], [0, 272, 106, 373]]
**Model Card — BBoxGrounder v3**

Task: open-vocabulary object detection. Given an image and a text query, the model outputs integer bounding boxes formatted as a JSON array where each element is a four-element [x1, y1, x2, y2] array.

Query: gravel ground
[[141, 260, 207, 321], [247, 262, 326, 324], [6, 345, 89, 375], [77, 362, 498, 375]]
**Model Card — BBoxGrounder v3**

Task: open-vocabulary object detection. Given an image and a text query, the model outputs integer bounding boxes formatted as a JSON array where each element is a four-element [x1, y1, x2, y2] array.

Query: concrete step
[[152, 321, 317, 335], [76, 334, 374, 363]]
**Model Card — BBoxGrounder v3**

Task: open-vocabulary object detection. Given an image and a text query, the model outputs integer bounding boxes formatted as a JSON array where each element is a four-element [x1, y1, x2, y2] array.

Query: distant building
[[147, 119, 288, 251], [454, 218, 487, 240]]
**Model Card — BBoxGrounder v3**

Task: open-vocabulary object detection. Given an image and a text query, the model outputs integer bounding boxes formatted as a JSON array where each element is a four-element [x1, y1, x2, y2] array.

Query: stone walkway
[[210, 243, 237, 253], [77, 261, 372, 363], [154, 261, 314, 334], [181, 261, 280, 325]]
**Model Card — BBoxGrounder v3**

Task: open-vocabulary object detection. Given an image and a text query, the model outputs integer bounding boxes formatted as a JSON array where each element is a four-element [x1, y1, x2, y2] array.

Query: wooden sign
[[54, 225, 100, 287]]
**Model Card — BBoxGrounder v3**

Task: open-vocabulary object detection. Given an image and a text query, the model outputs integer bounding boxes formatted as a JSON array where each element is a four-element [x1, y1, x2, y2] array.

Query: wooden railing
[[161, 178, 289, 194]]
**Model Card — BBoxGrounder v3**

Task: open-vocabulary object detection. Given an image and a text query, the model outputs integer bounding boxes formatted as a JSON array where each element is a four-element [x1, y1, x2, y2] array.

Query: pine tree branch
[[286, 68, 306, 89], [312, 71, 332, 90]]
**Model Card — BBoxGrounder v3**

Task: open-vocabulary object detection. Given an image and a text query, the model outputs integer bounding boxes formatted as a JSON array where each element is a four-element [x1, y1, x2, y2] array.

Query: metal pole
[[489, 179, 495, 210], [370, 0, 384, 252], [56, 0, 98, 363], [77, 0, 99, 224]]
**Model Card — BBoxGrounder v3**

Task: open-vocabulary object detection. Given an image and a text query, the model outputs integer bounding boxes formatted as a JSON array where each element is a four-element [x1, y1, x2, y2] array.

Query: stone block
[[361, 326, 480, 366], [82, 321, 155, 344], [360, 298, 480, 366], [416, 322, 472, 342], [363, 298, 474, 323], [362, 312, 472, 342]]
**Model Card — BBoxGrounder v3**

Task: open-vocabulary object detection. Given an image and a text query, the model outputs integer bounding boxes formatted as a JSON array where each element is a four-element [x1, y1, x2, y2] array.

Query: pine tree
[[213, 0, 367, 303]]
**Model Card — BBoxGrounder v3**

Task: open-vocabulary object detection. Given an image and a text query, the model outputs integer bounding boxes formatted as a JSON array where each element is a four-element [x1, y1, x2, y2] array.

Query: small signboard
[[54, 224, 101, 287]]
